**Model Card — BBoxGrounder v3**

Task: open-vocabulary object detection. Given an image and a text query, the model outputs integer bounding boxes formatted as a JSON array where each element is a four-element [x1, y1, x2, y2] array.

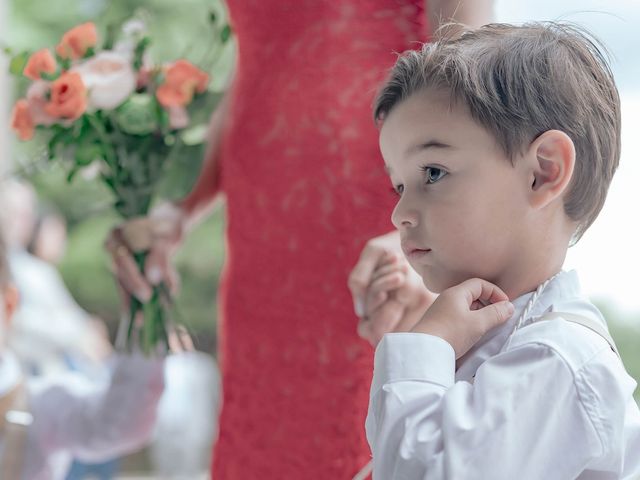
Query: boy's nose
[[391, 200, 419, 230]]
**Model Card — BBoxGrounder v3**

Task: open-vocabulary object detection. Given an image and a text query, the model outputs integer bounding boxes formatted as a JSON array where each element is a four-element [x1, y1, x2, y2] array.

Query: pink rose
[[72, 51, 136, 110], [168, 106, 190, 129], [26, 81, 58, 126]]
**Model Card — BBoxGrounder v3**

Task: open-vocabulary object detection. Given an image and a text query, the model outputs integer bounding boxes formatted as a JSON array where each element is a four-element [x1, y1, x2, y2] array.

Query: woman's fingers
[[348, 231, 402, 316], [357, 299, 405, 346], [106, 229, 152, 302]]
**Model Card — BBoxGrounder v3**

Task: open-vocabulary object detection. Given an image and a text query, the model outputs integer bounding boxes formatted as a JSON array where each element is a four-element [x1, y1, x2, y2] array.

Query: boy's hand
[[411, 278, 514, 359]]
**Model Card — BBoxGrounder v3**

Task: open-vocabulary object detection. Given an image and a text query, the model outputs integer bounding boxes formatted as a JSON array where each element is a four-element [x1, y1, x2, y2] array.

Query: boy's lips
[[401, 240, 432, 260]]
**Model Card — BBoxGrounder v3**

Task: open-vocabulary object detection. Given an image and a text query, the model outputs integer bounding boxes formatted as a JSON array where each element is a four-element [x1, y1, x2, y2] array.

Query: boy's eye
[[422, 166, 447, 184]]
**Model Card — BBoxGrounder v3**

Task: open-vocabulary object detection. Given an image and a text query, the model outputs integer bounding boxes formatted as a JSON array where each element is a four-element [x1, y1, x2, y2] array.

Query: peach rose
[[11, 99, 35, 141], [72, 51, 136, 110], [23, 49, 57, 80], [156, 60, 209, 108], [45, 72, 87, 120], [56, 22, 98, 60]]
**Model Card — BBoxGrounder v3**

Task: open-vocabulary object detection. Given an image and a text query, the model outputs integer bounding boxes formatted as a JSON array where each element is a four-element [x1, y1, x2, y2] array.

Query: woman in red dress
[[111, 1, 493, 478]]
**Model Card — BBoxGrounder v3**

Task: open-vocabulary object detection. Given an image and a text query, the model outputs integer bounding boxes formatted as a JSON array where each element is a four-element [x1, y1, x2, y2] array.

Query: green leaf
[[209, 11, 217, 24], [9, 52, 30, 76], [75, 142, 104, 166], [67, 165, 80, 183], [133, 36, 151, 71], [40, 71, 59, 81], [103, 24, 117, 50], [220, 25, 232, 43], [54, 55, 71, 71], [47, 126, 76, 158]]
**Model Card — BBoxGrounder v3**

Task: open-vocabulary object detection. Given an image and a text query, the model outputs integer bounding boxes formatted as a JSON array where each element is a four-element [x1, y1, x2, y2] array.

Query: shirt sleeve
[[366, 333, 606, 480], [31, 353, 165, 462]]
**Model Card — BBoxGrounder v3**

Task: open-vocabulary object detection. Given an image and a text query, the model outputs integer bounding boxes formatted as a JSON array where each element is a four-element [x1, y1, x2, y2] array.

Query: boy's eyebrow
[[385, 140, 453, 174], [406, 140, 452, 157]]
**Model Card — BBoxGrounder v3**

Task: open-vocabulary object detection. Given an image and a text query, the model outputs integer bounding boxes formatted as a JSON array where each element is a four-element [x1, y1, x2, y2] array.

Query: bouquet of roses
[[7, 16, 230, 354]]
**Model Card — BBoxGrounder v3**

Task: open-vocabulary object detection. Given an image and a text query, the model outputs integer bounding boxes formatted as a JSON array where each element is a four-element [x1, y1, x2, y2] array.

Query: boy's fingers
[[475, 301, 515, 329], [457, 278, 509, 307]]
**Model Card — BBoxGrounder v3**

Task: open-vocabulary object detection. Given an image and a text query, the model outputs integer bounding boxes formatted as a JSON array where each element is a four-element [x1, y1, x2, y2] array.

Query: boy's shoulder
[[506, 310, 619, 374]]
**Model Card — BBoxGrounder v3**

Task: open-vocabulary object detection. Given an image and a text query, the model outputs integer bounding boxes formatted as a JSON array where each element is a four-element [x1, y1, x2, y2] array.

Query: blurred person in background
[[0, 179, 111, 378], [0, 225, 165, 480], [0, 179, 119, 479]]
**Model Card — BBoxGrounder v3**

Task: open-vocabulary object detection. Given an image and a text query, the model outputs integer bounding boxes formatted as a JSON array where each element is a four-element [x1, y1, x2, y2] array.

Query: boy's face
[[380, 89, 530, 293]]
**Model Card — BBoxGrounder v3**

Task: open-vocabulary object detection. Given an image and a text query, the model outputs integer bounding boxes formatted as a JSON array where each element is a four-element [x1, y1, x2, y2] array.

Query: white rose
[[73, 51, 136, 110]]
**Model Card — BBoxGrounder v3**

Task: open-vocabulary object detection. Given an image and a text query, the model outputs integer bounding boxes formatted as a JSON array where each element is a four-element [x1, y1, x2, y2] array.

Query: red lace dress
[[214, 1, 427, 477]]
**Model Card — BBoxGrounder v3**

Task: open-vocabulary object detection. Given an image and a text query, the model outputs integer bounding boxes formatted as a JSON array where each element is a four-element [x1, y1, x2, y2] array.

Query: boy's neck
[[497, 248, 567, 302]]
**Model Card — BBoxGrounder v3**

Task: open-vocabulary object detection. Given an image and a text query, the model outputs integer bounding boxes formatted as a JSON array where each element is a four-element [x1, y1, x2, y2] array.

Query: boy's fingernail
[[147, 266, 162, 285], [505, 302, 515, 315], [354, 297, 365, 317]]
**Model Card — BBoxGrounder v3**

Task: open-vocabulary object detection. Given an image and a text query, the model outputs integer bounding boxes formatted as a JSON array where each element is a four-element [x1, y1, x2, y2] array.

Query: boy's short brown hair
[[374, 22, 621, 243]]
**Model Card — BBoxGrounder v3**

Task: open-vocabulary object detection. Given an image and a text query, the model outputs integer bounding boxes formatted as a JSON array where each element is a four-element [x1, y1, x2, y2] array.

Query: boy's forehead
[[380, 91, 469, 150]]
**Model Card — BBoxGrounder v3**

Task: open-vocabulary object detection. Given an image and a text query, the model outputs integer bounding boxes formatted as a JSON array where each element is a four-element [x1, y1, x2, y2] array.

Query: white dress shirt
[[0, 352, 164, 480], [366, 270, 640, 479]]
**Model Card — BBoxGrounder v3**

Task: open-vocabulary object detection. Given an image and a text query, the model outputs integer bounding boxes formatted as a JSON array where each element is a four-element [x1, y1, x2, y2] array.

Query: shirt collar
[[455, 269, 591, 381]]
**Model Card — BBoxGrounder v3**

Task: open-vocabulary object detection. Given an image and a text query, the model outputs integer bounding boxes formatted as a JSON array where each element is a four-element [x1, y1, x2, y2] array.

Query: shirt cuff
[[372, 333, 456, 394]]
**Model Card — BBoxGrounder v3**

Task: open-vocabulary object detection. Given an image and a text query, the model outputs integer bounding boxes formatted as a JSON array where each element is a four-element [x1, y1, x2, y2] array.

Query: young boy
[[364, 23, 640, 478], [0, 231, 165, 479]]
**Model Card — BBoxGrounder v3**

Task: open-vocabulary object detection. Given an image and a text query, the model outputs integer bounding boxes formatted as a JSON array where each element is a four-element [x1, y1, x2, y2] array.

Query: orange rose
[[156, 60, 209, 108], [45, 72, 87, 120], [56, 22, 98, 60], [23, 49, 57, 80], [11, 99, 35, 141]]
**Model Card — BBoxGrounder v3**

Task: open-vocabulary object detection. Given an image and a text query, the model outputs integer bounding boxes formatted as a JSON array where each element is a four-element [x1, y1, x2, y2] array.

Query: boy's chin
[[421, 271, 472, 294]]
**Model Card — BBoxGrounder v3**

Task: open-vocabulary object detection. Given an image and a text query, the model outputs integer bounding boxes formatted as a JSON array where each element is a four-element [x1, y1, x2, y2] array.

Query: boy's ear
[[525, 130, 575, 210]]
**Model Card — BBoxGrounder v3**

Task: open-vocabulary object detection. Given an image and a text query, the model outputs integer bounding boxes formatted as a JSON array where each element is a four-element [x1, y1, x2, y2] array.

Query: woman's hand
[[104, 202, 186, 303], [349, 230, 437, 346]]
